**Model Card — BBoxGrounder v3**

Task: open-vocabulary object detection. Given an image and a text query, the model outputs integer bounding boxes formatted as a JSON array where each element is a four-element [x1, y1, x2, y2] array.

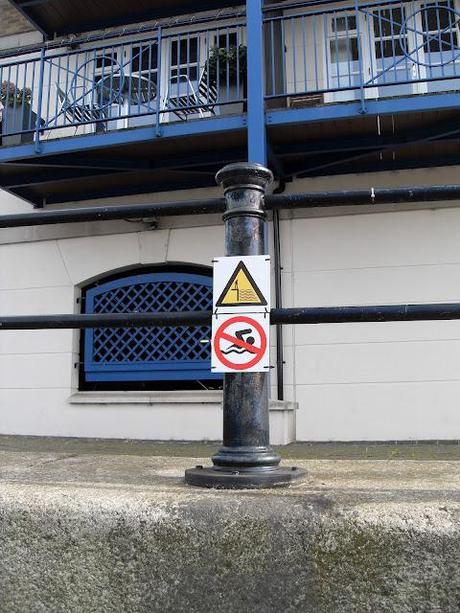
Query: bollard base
[[184, 465, 306, 489]]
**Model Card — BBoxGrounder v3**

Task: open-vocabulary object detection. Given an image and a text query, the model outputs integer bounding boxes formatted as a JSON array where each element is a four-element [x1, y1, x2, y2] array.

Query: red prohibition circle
[[214, 315, 267, 370]]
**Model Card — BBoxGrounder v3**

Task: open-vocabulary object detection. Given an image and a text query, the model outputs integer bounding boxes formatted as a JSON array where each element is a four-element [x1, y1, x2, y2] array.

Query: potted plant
[[1, 81, 37, 145], [206, 44, 247, 115]]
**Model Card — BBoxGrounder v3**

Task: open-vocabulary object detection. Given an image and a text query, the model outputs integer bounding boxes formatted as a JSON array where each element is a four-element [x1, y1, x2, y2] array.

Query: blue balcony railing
[[1, 0, 460, 148], [0, 19, 246, 143], [265, 0, 460, 108]]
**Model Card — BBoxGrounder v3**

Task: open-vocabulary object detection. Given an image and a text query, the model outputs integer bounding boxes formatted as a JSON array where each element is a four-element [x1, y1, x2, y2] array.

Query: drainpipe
[[273, 207, 284, 401]]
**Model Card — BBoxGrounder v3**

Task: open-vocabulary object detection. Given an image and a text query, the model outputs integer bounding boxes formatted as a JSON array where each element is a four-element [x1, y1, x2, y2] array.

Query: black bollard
[[185, 163, 305, 489]]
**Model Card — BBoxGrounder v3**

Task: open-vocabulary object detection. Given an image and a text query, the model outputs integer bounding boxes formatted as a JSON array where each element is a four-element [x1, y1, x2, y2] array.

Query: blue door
[[83, 271, 220, 382]]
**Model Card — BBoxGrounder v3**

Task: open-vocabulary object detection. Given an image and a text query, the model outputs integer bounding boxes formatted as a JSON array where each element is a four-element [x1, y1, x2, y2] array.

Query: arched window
[[80, 266, 221, 390]]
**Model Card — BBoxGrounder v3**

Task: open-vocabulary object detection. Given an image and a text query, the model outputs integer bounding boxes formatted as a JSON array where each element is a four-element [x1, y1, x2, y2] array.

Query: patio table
[[97, 73, 157, 108]]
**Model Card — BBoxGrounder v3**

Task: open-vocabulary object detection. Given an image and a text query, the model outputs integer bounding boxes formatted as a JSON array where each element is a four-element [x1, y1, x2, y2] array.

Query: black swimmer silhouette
[[221, 328, 256, 355]]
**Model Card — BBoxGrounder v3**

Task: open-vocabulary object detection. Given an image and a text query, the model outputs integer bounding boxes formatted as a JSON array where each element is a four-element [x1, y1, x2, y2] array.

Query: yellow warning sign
[[216, 261, 267, 307]]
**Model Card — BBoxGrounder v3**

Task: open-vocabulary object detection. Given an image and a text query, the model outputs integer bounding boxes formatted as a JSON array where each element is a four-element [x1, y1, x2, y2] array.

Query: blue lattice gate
[[83, 271, 220, 382]]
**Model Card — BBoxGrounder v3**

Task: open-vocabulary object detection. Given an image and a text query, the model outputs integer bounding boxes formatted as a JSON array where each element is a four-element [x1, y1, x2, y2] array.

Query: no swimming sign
[[212, 256, 270, 373]]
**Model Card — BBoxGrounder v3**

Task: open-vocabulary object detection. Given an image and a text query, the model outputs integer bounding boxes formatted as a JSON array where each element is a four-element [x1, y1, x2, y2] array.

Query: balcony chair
[[164, 68, 218, 120], [56, 86, 108, 133]]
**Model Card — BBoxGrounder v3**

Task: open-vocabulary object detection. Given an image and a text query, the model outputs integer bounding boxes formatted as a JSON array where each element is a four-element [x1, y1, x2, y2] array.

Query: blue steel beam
[[267, 93, 460, 127], [246, 0, 267, 165], [0, 115, 246, 164]]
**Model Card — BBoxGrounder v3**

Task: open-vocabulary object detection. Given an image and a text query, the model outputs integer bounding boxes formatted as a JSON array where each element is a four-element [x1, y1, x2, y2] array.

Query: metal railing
[[265, 0, 460, 108], [0, 20, 246, 142]]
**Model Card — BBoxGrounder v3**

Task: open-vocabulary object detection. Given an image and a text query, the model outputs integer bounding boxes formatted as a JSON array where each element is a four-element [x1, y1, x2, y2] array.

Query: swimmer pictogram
[[213, 316, 267, 371]]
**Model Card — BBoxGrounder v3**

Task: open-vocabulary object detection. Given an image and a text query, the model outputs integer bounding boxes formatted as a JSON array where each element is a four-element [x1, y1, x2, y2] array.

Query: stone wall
[[0, 0, 35, 36]]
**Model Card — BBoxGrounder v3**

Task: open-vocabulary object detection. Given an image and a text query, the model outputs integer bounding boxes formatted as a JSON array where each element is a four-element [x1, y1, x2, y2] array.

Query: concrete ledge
[[0, 448, 458, 612]]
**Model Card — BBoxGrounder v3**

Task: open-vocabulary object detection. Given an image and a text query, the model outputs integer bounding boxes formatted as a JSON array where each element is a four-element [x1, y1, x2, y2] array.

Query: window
[[80, 267, 221, 391], [214, 32, 239, 50], [95, 53, 119, 72], [373, 7, 407, 59], [329, 14, 359, 66], [170, 36, 200, 81], [421, 0, 459, 55], [93, 49, 123, 105], [328, 12, 361, 91], [371, 5, 412, 90], [127, 43, 158, 107], [130, 43, 158, 77], [130, 43, 158, 96]]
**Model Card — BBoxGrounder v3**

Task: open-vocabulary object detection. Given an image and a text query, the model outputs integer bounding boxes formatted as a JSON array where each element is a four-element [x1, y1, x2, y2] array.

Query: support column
[[185, 163, 305, 489], [246, 0, 267, 165]]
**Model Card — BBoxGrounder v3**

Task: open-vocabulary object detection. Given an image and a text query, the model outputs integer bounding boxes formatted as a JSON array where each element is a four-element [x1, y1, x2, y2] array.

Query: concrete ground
[[0, 437, 459, 612]]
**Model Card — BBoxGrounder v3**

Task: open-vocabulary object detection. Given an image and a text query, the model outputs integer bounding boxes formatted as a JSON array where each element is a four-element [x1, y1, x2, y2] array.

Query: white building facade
[[0, 0, 459, 442]]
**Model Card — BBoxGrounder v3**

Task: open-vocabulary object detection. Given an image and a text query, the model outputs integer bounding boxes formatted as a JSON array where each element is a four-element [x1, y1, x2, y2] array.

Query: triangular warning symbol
[[216, 261, 267, 307]]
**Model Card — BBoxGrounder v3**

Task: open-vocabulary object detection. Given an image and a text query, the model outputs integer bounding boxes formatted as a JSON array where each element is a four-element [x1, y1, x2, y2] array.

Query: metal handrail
[[2, 185, 460, 228], [3, 304, 460, 330]]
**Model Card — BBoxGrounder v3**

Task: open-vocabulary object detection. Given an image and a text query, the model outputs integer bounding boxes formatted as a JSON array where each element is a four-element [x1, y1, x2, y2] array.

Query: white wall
[[0, 219, 222, 440], [1, 166, 460, 441], [279, 208, 460, 440]]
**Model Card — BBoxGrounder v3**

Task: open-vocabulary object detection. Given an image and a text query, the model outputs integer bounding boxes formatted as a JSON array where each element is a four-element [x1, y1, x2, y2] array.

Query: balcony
[[2, 0, 460, 205]]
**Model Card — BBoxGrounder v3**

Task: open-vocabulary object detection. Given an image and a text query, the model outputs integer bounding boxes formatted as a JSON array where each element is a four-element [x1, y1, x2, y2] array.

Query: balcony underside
[[0, 119, 247, 207], [1, 99, 460, 207], [9, 0, 240, 37], [268, 102, 460, 181]]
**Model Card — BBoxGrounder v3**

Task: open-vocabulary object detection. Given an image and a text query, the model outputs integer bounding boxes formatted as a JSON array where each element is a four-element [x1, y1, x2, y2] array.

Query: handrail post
[[355, 0, 367, 114], [185, 163, 305, 489], [155, 26, 162, 136], [34, 48, 46, 153]]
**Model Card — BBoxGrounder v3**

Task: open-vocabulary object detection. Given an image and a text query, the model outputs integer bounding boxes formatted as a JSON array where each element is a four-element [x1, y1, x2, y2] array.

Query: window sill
[[69, 390, 223, 405], [69, 391, 298, 411], [67, 392, 298, 444]]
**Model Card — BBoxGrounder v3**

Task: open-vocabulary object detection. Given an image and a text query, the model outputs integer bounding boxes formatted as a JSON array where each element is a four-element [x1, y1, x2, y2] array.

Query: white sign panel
[[213, 255, 270, 313], [211, 255, 270, 373], [212, 312, 270, 373]]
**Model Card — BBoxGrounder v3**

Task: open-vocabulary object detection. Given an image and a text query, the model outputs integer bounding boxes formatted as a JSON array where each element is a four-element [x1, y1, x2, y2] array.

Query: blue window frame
[[82, 270, 220, 383]]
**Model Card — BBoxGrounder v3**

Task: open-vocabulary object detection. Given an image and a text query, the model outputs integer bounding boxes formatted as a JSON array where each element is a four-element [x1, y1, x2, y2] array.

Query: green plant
[[1, 81, 32, 107], [207, 44, 247, 85]]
